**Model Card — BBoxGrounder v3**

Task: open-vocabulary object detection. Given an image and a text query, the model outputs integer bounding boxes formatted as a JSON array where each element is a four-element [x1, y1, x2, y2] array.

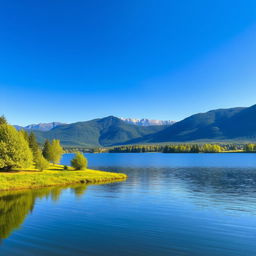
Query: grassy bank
[[0, 166, 127, 191]]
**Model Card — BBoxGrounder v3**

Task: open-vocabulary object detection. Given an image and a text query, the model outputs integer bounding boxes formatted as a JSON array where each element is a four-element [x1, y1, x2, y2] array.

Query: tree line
[[0, 116, 87, 171], [244, 144, 256, 152], [0, 116, 63, 170], [109, 143, 252, 153], [109, 144, 224, 153]]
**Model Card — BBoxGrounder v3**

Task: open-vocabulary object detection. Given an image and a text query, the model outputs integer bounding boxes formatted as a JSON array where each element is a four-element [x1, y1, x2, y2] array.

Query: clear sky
[[0, 0, 255, 125]]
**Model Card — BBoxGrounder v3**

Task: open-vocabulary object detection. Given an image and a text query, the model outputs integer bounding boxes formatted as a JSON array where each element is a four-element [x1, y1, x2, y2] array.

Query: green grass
[[0, 164, 127, 191]]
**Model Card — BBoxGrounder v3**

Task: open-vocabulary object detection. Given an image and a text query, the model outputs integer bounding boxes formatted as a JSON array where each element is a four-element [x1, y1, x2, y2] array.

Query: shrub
[[51, 139, 64, 164], [35, 153, 49, 171], [71, 152, 88, 170], [42, 139, 63, 164]]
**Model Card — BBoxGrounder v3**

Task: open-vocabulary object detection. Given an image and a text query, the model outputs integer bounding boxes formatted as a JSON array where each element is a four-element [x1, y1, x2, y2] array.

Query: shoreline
[[0, 168, 127, 192]]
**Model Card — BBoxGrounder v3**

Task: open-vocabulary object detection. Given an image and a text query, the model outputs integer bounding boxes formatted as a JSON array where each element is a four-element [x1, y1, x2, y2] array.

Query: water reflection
[[0, 184, 88, 240], [97, 166, 256, 214], [1, 166, 256, 247]]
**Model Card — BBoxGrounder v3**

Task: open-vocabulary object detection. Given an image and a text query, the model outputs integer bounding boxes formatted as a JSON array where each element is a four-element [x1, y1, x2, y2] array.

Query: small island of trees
[[0, 115, 90, 171], [0, 116, 126, 191], [0, 115, 65, 170]]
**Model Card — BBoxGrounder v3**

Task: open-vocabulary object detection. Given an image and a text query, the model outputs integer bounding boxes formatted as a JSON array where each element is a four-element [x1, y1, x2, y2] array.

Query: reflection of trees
[[0, 184, 88, 240], [71, 184, 88, 198], [0, 191, 35, 239], [85, 166, 127, 193], [1, 166, 254, 241]]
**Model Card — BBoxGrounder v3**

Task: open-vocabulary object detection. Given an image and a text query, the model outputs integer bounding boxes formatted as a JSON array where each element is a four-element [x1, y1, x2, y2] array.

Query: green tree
[[42, 139, 51, 161], [244, 144, 255, 152], [0, 124, 33, 169], [213, 145, 222, 152], [201, 144, 222, 153], [71, 152, 88, 170], [20, 129, 29, 142], [34, 149, 49, 171], [28, 132, 39, 161], [0, 115, 7, 125], [191, 144, 200, 153], [50, 139, 63, 164]]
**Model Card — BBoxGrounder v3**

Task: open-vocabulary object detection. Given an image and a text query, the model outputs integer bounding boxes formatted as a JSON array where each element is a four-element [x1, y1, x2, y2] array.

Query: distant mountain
[[34, 116, 167, 147], [120, 117, 175, 126], [14, 122, 65, 132], [18, 105, 256, 147], [14, 125, 25, 131], [129, 105, 256, 143]]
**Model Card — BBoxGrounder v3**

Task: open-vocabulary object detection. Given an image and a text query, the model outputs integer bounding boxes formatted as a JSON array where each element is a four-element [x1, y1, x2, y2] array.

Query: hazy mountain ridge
[[14, 122, 65, 132], [15, 118, 174, 131], [120, 118, 175, 126], [128, 106, 255, 144], [33, 116, 167, 147], [14, 105, 256, 146]]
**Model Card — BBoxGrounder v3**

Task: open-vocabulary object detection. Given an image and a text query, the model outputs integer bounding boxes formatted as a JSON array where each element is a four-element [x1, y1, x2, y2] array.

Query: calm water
[[1, 153, 256, 256]]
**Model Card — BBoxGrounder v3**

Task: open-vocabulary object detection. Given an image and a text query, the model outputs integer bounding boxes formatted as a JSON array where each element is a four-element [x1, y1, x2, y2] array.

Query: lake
[[1, 153, 256, 256]]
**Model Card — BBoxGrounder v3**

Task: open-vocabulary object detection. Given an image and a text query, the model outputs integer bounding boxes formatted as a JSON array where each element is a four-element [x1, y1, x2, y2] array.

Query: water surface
[[1, 153, 256, 256]]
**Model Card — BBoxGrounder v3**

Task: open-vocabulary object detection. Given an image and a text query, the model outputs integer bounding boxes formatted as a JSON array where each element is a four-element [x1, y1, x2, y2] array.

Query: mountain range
[[120, 118, 175, 126], [128, 106, 255, 144], [14, 104, 256, 147], [15, 122, 65, 132], [15, 118, 175, 131], [33, 116, 167, 147]]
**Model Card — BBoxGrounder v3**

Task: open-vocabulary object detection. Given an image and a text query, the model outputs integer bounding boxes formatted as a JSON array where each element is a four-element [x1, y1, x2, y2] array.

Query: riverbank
[[0, 166, 127, 191]]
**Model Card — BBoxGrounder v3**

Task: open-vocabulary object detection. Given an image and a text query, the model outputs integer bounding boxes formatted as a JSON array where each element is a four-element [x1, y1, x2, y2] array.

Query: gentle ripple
[[0, 153, 256, 255]]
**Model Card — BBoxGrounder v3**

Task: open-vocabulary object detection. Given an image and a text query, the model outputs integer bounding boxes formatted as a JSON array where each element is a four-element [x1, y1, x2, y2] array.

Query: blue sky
[[0, 0, 255, 125]]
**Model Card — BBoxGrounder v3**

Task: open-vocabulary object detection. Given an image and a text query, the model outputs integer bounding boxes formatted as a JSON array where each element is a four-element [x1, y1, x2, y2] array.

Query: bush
[[42, 139, 63, 164], [71, 152, 88, 170], [35, 153, 49, 171]]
